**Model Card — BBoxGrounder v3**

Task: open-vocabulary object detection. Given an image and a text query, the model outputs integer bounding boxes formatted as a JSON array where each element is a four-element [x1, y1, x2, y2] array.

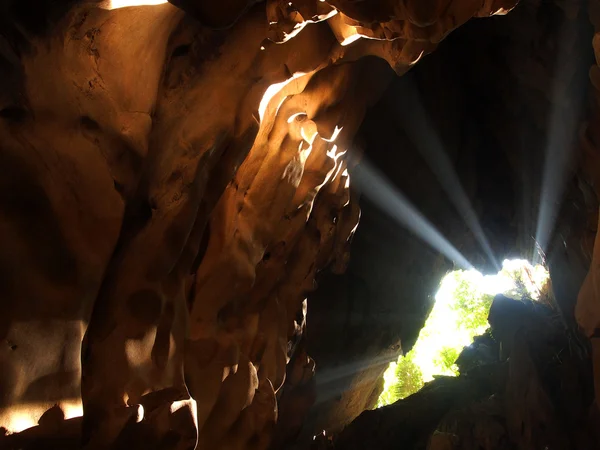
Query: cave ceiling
[[1, 0, 600, 449]]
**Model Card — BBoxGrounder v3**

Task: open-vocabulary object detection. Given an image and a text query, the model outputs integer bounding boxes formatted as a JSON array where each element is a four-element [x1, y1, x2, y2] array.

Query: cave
[[1, 0, 600, 449]]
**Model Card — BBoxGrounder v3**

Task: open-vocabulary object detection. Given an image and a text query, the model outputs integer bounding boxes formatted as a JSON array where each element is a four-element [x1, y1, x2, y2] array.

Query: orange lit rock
[[0, 0, 528, 448]]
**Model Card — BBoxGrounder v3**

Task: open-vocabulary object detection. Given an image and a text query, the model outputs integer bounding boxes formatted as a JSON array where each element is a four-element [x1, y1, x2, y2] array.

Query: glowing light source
[[411, 259, 550, 381], [106, 0, 168, 9]]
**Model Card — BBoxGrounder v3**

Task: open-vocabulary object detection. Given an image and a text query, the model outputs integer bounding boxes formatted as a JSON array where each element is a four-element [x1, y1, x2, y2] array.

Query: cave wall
[[4, 0, 600, 449], [0, 1, 521, 448]]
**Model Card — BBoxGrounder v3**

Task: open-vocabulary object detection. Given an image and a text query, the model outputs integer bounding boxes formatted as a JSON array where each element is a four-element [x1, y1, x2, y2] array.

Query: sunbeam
[[387, 77, 500, 271], [315, 354, 398, 405], [353, 159, 474, 270], [534, 20, 588, 260]]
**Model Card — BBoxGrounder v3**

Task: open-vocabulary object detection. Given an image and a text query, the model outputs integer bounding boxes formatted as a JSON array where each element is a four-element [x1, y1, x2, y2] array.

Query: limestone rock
[[10, 1, 600, 450]]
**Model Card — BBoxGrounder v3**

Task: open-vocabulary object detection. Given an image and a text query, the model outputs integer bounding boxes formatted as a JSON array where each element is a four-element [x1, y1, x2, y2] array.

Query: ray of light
[[314, 354, 398, 404], [534, 21, 588, 261], [388, 77, 499, 271], [316, 354, 399, 386], [353, 159, 474, 270]]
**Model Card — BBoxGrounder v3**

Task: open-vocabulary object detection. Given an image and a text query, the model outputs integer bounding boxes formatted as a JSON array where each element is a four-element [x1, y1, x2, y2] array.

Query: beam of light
[[314, 354, 398, 405], [316, 354, 399, 386], [387, 77, 499, 271], [353, 159, 474, 270], [534, 21, 587, 262]]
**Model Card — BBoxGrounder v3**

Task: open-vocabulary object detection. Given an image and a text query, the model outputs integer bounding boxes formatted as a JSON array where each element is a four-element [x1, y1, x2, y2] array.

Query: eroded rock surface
[[5, 0, 600, 449]]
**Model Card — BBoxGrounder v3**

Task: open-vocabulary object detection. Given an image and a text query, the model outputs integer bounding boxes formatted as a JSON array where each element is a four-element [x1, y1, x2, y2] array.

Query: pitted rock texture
[[0, 0, 518, 449]]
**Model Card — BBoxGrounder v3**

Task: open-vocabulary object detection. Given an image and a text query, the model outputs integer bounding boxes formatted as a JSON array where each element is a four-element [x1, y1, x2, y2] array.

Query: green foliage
[[392, 352, 424, 399], [451, 276, 494, 330], [376, 260, 550, 408], [434, 346, 460, 375], [378, 352, 424, 406]]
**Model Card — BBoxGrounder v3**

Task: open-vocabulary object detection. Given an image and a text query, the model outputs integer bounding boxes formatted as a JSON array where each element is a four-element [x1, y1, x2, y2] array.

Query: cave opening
[[377, 258, 550, 408], [302, 2, 596, 442], [2, 0, 600, 448]]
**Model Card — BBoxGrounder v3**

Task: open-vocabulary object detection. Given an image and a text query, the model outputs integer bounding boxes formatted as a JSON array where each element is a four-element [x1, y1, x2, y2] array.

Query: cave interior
[[1, 0, 600, 449]]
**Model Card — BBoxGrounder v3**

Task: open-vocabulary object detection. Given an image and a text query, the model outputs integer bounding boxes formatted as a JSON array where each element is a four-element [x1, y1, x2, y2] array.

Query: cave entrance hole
[[376, 258, 550, 408]]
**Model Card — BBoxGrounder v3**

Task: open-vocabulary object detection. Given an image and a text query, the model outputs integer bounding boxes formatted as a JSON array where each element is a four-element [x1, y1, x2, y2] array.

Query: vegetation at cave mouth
[[377, 259, 550, 407]]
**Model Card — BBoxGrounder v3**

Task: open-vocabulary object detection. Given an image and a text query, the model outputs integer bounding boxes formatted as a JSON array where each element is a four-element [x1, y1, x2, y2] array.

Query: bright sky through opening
[[378, 258, 549, 407]]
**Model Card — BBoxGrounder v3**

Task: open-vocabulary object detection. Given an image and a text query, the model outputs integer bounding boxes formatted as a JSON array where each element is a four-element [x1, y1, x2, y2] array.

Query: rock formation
[[2, 0, 600, 449], [329, 296, 596, 450]]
